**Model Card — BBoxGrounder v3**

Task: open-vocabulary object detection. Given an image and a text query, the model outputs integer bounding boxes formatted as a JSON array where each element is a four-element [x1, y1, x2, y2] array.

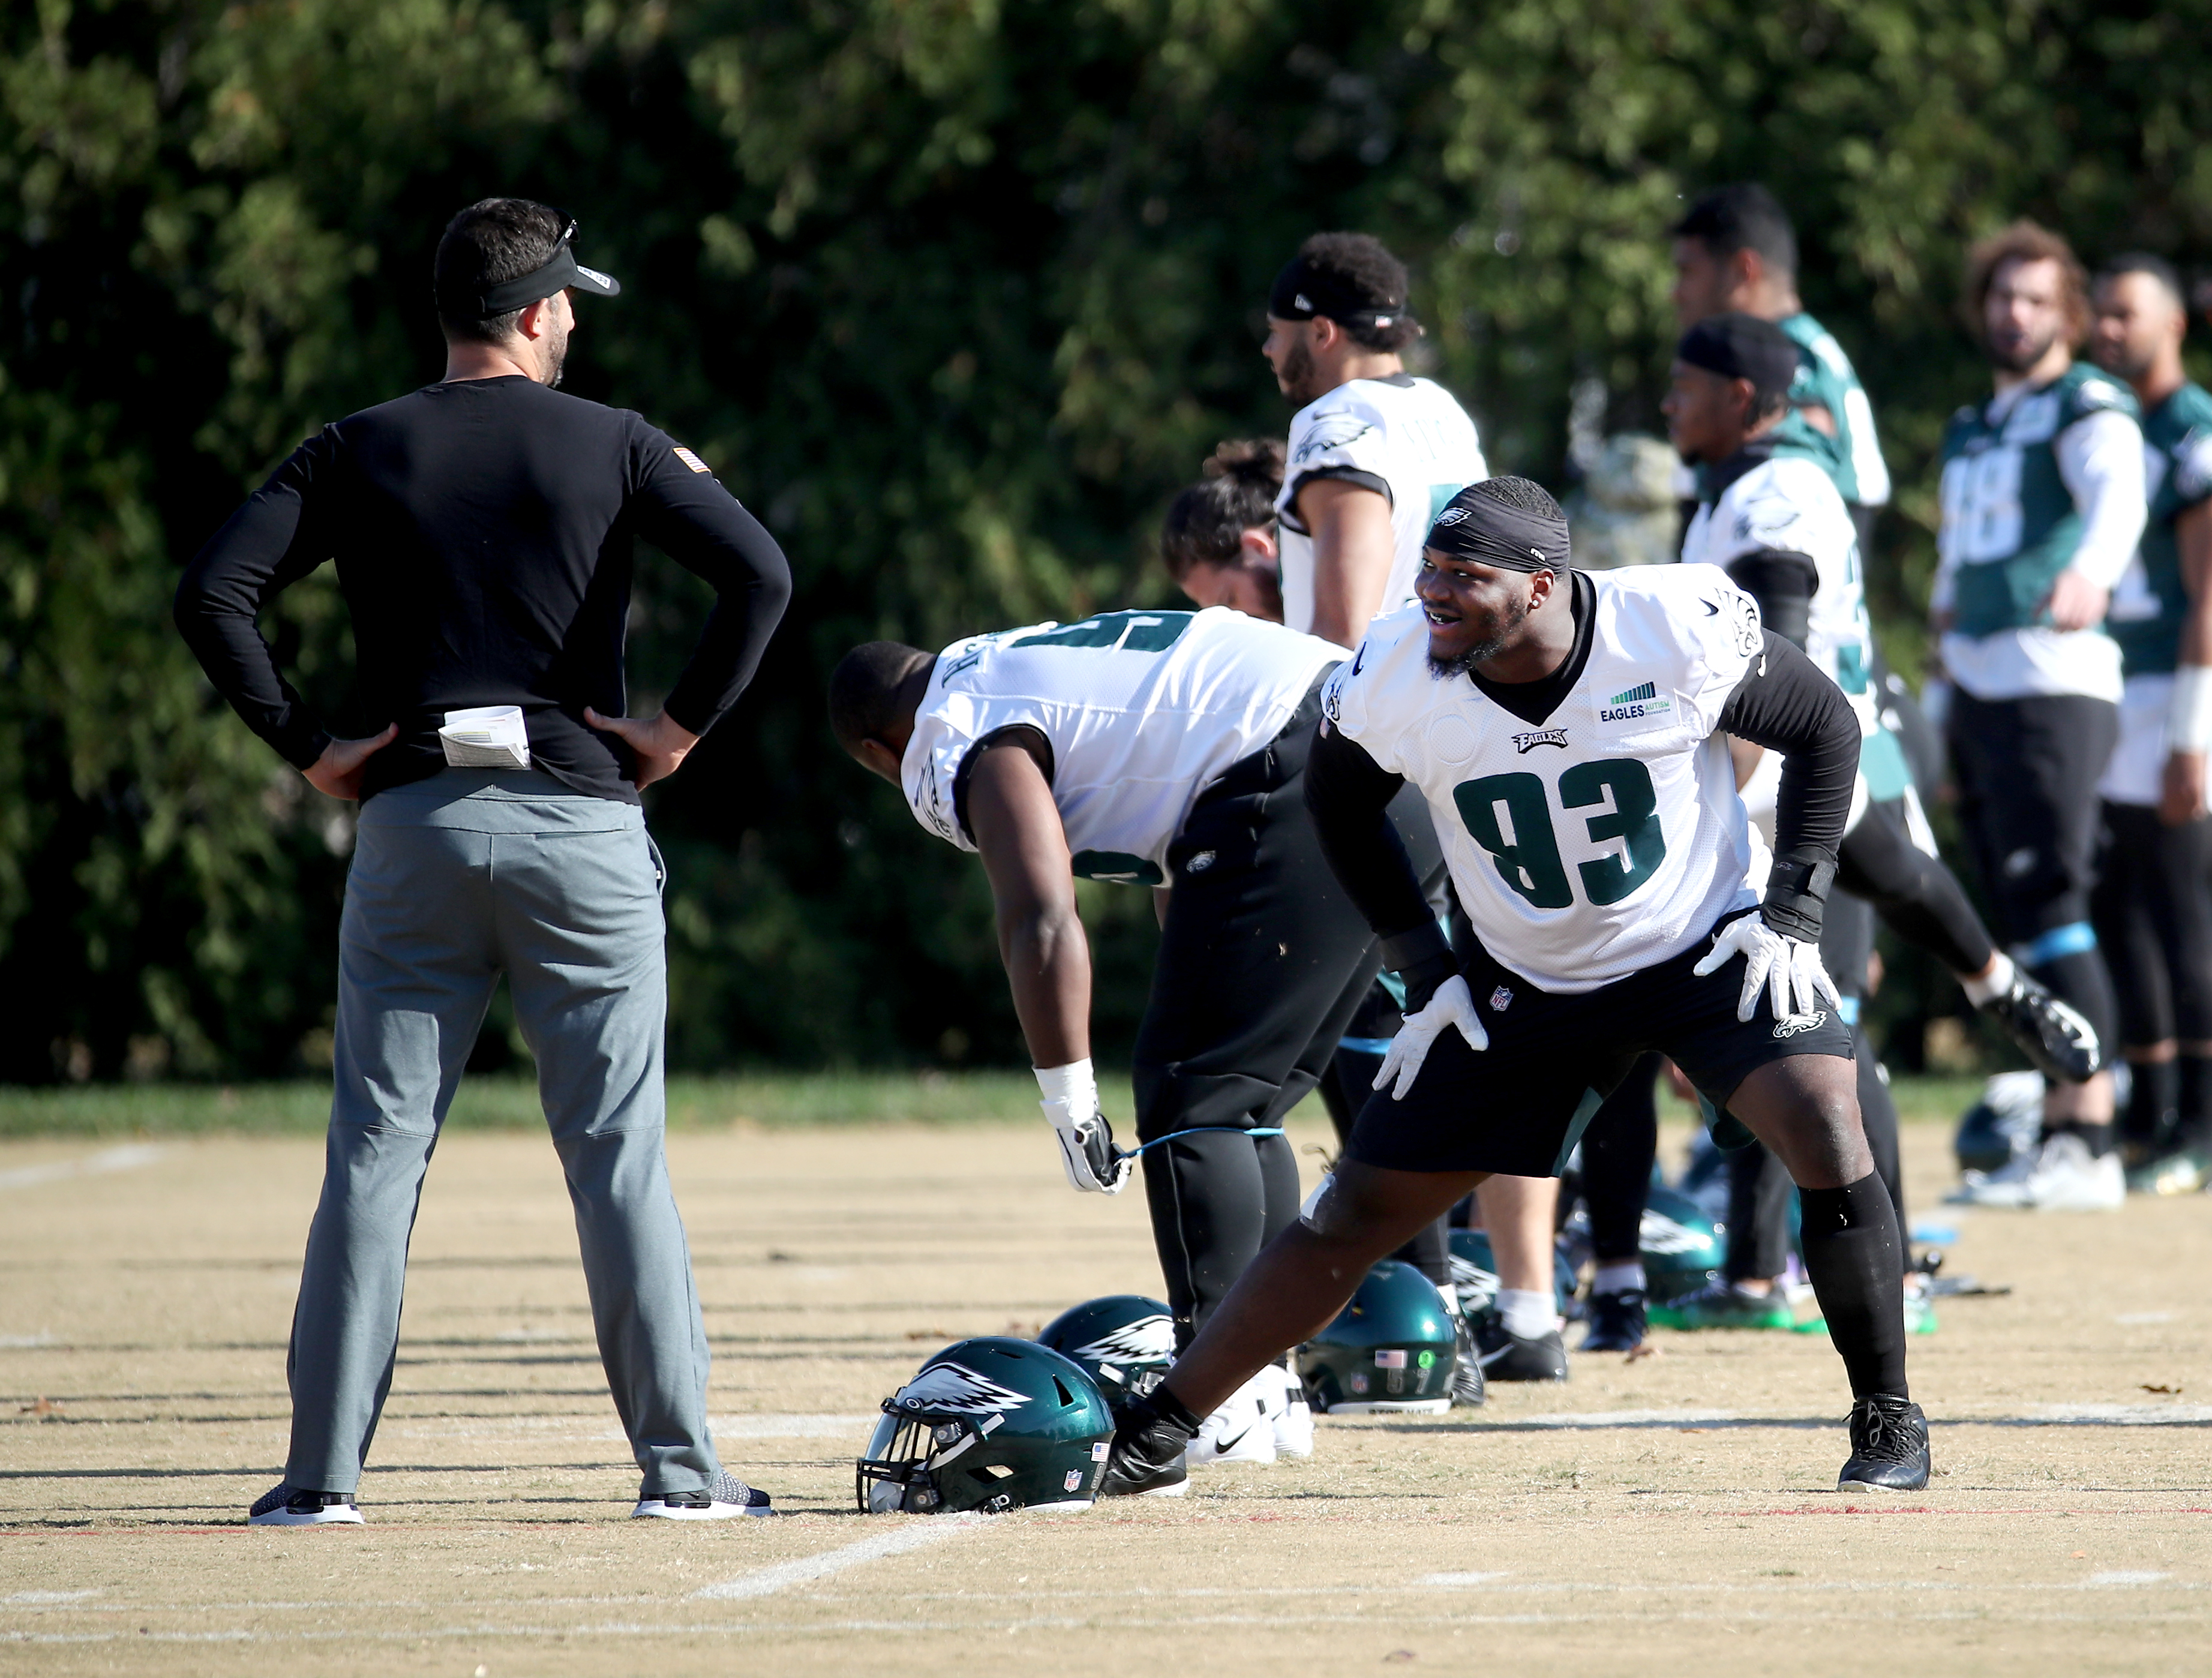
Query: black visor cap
[[451, 219, 622, 319]]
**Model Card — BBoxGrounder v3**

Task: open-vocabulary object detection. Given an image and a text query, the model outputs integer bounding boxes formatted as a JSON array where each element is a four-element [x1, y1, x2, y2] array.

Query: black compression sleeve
[[1724, 551, 1818, 652], [1304, 723, 1433, 949], [1718, 630, 1860, 940]]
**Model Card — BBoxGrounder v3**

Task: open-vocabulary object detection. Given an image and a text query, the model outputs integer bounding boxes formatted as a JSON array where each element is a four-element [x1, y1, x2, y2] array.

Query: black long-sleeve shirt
[[175, 376, 792, 804], [1306, 620, 1860, 961]]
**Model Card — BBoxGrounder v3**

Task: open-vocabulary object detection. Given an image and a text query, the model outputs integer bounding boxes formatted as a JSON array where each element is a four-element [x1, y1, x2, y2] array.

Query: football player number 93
[[1452, 760, 1665, 909]]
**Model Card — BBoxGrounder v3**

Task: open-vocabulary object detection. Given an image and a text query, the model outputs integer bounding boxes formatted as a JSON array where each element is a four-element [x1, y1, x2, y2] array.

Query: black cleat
[[1838, 1394, 1930, 1491], [248, 1483, 362, 1526], [1100, 1395, 1196, 1498], [1580, 1288, 1648, 1353], [1979, 971, 2100, 1083], [1473, 1315, 1570, 1382], [1450, 1312, 1487, 1407]]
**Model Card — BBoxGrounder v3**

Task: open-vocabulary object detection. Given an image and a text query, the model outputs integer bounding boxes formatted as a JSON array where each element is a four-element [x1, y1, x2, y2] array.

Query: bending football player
[[830, 603, 1432, 1471], [1101, 476, 1932, 1497]]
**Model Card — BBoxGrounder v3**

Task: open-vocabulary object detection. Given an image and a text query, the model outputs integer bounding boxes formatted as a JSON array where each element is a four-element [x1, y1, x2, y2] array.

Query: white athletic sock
[[1962, 951, 2015, 1008], [1591, 1260, 1646, 1296], [1496, 1288, 1553, 1341]]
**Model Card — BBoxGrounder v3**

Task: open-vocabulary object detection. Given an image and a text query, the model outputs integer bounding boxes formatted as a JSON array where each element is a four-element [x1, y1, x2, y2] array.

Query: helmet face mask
[[855, 1337, 1113, 1514]]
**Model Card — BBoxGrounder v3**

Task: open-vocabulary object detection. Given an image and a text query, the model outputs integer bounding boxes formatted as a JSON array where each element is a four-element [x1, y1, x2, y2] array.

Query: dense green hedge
[[7, 0, 2212, 1079]]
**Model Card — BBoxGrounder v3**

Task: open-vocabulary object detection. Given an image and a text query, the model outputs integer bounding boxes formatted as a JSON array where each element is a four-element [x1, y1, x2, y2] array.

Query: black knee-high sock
[[1797, 1172, 1908, 1399], [1391, 1215, 1452, 1292], [1855, 1032, 1905, 1236], [2177, 1055, 2212, 1152], [2033, 948, 2120, 1154], [2124, 1058, 2180, 1152]]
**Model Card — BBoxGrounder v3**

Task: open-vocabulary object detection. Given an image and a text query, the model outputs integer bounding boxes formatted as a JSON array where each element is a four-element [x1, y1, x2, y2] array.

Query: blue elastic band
[[1124, 1125, 1286, 1157], [2014, 922, 2097, 968], [1338, 1037, 1395, 1056], [1837, 996, 1861, 1027]]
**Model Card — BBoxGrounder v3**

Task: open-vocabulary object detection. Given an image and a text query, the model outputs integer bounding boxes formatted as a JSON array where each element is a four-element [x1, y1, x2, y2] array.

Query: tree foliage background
[[7, 0, 2212, 1081]]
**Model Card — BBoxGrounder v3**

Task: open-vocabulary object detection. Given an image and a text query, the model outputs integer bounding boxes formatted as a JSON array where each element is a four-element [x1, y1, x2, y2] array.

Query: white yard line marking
[[1419, 1572, 1511, 1587], [2, 1591, 103, 1605], [690, 1514, 990, 1601], [0, 1145, 165, 1193], [2087, 1571, 2174, 1586], [2024, 1403, 2212, 1425], [1510, 1409, 1743, 1429], [0, 1333, 55, 1349]]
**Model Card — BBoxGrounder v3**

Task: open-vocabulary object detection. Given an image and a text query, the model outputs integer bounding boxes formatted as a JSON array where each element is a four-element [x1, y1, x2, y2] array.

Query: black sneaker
[[1473, 1314, 1569, 1382], [1580, 1288, 1648, 1353], [1979, 971, 2100, 1083], [248, 1483, 362, 1526], [632, 1470, 773, 1520], [1449, 1312, 1487, 1407], [1100, 1392, 1196, 1498], [1838, 1395, 1930, 1491]]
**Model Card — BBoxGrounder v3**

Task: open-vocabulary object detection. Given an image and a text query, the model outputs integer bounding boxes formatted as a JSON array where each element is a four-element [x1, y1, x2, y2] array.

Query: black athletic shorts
[[1344, 909, 1856, 1178]]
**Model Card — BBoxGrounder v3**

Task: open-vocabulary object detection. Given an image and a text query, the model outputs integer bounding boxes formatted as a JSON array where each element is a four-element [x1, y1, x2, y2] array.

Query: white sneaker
[[1946, 1145, 2040, 1206], [632, 1470, 773, 1520], [1184, 1368, 1278, 1469], [1268, 1364, 1314, 1458], [2024, 1133, 2126, 1211]]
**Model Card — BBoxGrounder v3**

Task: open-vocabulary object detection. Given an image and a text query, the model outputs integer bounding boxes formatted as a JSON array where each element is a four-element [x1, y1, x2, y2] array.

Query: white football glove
[[1034, 1059, 1133, 1194], [1692, 914, 1840, 1023], [1373, 974, 1489, 1101]]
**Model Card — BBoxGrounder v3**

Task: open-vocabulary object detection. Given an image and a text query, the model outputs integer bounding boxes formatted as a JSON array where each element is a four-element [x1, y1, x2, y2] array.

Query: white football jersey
[[904, 607, 1341, 885], [1322, 567, 1763, 992], [1680, 453, 1879, 739], [1276, 374, 1488, 643]]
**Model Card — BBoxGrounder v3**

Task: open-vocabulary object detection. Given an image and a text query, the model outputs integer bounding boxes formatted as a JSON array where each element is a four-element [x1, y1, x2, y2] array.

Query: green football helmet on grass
[[1298, 1259, 1457, 1414], [1638, 1185, 1725, 1304], [1036, 1295, 1175, 1406], [856, 1337, 1113, 1514]]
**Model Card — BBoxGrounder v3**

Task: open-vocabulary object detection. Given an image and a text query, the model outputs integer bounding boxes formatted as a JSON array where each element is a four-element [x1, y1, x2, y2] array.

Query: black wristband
[[1761, 849, 1835, 944], [1379, 922, 1458, 1014]]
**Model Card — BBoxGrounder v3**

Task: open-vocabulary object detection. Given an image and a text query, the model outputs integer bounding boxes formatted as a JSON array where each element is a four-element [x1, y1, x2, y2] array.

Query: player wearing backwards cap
[[1651, 313, 2099, 1333], [1263, 232, 1489, 652], [830, 604, 1440, 1468], [1099, 476, 1934, 1497], [1670, 184, 1890, 549], [2088, 255, 2212, 1192], [1938, 223, 2146, 1211]]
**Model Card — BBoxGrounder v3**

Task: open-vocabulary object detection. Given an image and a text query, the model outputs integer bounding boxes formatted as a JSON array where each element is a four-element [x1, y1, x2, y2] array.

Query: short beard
[[1426, 595, 1530, 679], [542, 320, 571, 388], [2097, 343, 2154, 383], [1278, 337, 1320, 407], [1988, 323, 2060, 374]]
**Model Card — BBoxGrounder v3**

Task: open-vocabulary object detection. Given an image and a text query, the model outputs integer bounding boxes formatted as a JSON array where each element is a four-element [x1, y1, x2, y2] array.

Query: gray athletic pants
[[283, 769, 720, 1499]]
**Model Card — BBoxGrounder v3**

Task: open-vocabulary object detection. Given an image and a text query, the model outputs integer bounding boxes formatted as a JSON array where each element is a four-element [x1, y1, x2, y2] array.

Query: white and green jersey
[[1779, 312, 1889, 508], [1320, 568, 1762, 993], [902, 607, 1341, 886], [1679, 447, 1914, 809], [1935, 363, 2147, 702], [1276, 374, 1488, 644]]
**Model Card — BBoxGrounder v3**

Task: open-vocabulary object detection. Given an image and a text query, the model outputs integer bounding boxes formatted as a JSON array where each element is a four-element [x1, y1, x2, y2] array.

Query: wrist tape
[[1034, 1059, 1097, 1116], [1761, 849, 1835, 944], [2171, 665, 2212, 754]]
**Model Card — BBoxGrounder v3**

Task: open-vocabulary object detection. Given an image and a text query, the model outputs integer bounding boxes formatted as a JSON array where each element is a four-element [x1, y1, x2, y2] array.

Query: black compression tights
[[1581, 1053, 1661, 1263], [1141, 1128, 1304, 1354], [1838, 797, 1994, 978]]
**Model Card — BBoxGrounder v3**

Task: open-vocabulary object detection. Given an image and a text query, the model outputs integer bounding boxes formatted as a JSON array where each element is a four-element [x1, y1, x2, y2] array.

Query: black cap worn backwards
[[1426, 484, 1572, 574], [1675, 311, 1799, 400], [1268, 253, 1406, 332], [443, 218, 622, 320]]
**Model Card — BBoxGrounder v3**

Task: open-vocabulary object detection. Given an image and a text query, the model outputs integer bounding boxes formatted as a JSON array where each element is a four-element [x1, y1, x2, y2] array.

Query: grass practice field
[[3, 1074, 2210, 1675]]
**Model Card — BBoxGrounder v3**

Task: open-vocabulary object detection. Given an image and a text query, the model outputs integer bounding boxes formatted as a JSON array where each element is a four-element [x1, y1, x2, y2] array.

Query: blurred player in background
[[1937, 223, 2144, 1211], [1657, 313, 2096, 1332], [1263, 232, 1488, 651], [830, 601, 1439, 1464], [2088, 254, 2212, 1193], [1101, 476, 1932, 1499]]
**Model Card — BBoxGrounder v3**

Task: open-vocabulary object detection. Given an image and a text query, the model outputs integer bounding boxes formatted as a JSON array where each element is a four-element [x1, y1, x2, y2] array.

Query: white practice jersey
[[904, 607, 1342, 885], [1276, 374, 1488, 643], [1321, 568, 1763, 993], [1680, 452, 1878, 739]]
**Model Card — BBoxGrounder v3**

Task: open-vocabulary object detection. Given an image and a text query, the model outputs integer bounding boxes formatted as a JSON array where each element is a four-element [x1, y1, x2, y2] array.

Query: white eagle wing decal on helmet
[[893, 1361, 1031, 1416], [1069, 1314, 1175, 1368]]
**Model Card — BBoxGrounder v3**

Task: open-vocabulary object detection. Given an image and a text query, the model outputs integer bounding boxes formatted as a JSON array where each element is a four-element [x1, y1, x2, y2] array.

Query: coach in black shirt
[[177, 199, 791, 1526]]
